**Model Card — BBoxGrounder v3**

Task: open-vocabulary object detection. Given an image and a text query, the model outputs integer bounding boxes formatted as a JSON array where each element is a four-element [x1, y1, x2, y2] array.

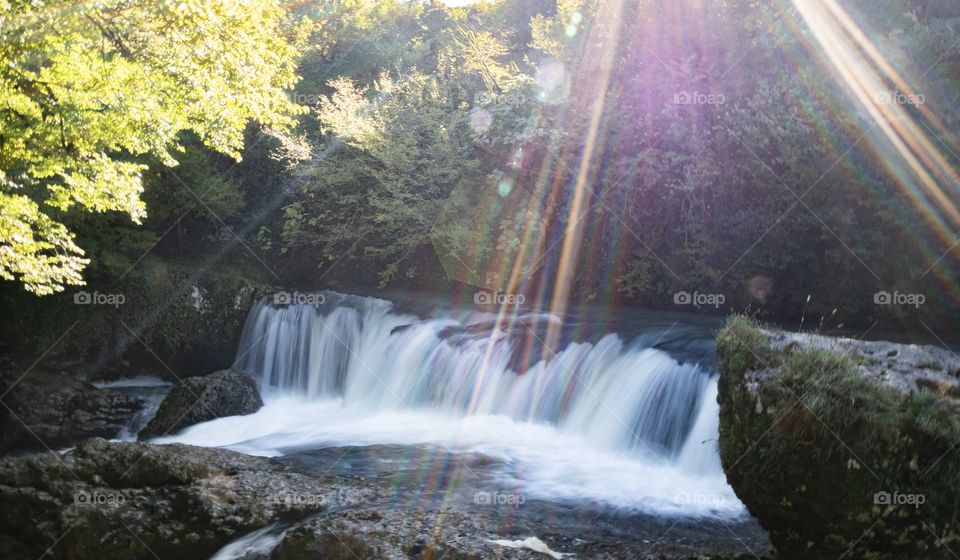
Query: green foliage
[[145, 146, 244, 227], [3, 0, 960, 331], [0, 0, 308, 294], [0, 192, 89, 293], [277, 0, 960, 329], [311, 70, 481, 283], [0, 254, 269, 374], [277, 2, 535, 286]]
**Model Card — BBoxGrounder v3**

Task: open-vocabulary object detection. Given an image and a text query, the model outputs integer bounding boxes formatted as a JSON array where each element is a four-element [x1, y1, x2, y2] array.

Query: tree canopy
[[0, 0, 308, 293], [2, 0, 959, 332]]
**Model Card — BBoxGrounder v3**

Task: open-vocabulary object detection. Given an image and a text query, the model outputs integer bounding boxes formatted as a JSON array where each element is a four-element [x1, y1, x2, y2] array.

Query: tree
[[0, 0, 309, 294]]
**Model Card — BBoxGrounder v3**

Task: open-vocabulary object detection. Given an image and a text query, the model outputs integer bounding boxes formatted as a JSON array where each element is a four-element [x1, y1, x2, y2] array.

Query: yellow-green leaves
[[48, 155, 147, 222], [0, 0, 308, 293], [0, 193, 88, 295]]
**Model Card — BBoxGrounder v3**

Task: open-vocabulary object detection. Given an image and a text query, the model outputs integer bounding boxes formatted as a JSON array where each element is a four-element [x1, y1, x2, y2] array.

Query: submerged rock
[[0, 438, 364, 560], [139, 369, 262, 439], [716, 316, 960, 559]]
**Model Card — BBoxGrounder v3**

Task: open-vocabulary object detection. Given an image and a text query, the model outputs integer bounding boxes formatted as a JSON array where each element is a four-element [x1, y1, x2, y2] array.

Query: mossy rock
[[139, 369, 262, 439], [716, 316, 960, 559]]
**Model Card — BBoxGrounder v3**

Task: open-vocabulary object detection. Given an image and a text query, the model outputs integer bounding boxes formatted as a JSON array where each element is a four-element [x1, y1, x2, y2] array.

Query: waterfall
[[163, 291, 742, 518], [235, 293, 713, 460]]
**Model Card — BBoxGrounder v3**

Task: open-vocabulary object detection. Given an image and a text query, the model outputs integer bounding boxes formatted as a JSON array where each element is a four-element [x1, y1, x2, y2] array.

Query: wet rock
[[0, 438, 358, 560], [272, 507, 535, 560], [267, 501, 770, 560], [763, 329, 960, 394], [716, 316, 960, 559], [139, 369, 262, 439], [0, 369, 142, 453]]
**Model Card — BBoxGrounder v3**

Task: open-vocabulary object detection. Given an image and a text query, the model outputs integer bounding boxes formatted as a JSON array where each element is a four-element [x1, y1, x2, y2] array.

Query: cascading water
[[161, 291, 743, 519]]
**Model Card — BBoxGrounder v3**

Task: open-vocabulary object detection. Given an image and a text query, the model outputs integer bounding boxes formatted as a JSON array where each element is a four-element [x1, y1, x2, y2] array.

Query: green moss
[[772, 348, 903, 448], [716, 315, 778, 374], [716, 317, 960, 559]]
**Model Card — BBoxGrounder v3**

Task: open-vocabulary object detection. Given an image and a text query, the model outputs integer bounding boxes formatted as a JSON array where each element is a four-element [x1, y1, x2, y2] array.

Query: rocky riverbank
[[716, 316, 960, 559], [0, 291, 783, 560], [0, 437, 771, 560], [0, 438, 367, 560], [0, 356, 772, 560], [0, 367, 142, 453]]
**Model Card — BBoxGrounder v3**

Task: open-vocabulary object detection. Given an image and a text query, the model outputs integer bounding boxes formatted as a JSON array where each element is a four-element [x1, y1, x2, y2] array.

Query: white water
[[209, 523, 282, 560], [93, 377, 174, 389], [160, 292, 744, 519], [94, 377, 173, 441]]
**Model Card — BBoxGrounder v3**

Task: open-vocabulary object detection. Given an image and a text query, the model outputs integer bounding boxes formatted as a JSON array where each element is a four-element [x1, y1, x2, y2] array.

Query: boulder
[[0, 438, 366, 560], [716, 316, 960, 559], [139, 369, 262, 439], [0, 368, 142, 452]]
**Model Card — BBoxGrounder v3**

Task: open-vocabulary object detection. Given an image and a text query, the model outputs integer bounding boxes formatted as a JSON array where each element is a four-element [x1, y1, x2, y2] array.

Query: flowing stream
[[162, 291, 744, 519]]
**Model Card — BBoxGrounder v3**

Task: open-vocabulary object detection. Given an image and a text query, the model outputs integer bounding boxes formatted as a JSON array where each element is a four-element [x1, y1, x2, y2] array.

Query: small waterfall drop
[[164, 291, 742, 518], [235, 294, 713, 459]]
